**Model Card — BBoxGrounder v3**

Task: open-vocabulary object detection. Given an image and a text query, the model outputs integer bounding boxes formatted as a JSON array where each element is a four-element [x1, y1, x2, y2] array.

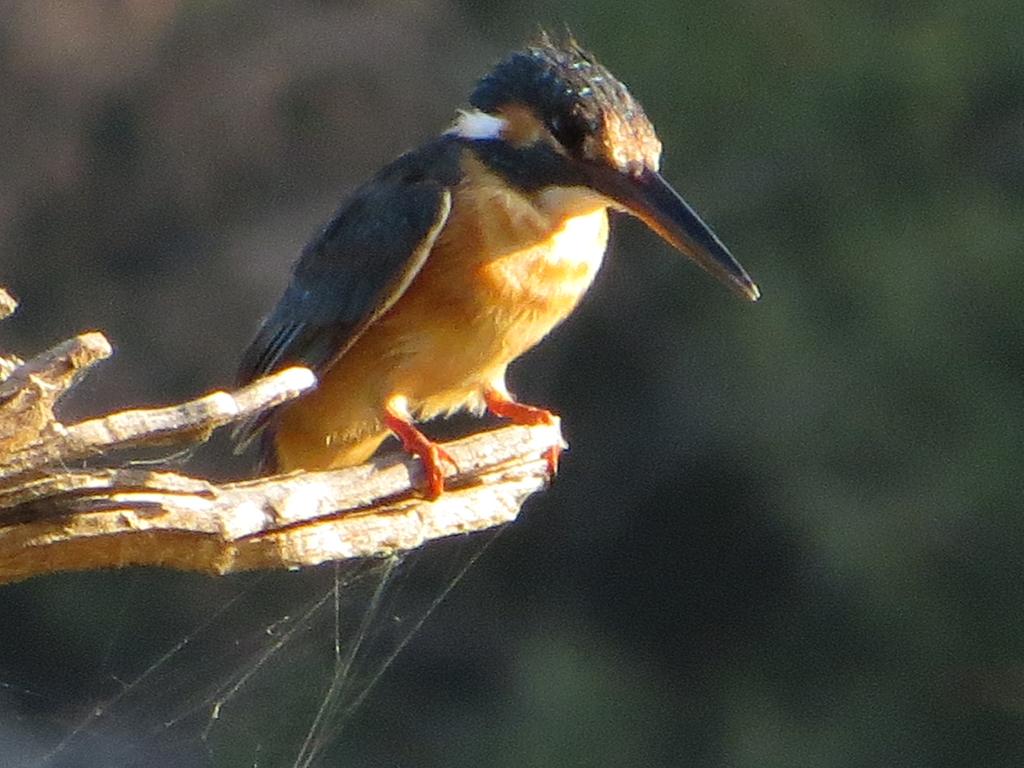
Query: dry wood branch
[[0, 367, 318, 480], [0, 333, 112, 452], [0, 287, 561, 584], [0, 423, 559, 584], [0, 287, 16, 321], [0, 332, 111, 403]]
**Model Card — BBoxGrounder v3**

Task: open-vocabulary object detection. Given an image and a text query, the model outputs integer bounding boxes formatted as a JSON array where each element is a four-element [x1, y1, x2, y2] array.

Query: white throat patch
[[445, 110, 507, 140]]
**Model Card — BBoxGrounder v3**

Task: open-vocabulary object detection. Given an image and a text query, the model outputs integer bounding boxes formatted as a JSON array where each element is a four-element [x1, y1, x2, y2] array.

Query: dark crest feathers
[[469, 34, 649, 157]]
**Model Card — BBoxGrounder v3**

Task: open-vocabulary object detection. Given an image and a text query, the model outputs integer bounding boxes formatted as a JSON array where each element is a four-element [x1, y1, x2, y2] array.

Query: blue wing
[[234, 166, 453, 451]]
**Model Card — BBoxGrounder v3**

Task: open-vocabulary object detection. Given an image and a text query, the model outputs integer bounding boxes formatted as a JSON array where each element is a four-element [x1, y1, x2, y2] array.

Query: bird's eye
[[548, 114, 586, 154]]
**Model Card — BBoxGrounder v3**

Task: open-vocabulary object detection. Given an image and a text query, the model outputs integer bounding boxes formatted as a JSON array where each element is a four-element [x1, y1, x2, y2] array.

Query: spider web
[[0, 529, 500, 768]]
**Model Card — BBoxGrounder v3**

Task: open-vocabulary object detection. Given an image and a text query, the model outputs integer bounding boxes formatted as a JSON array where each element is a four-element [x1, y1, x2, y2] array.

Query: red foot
[[484, 389, 562, 477], [384, 412, 458, 500]]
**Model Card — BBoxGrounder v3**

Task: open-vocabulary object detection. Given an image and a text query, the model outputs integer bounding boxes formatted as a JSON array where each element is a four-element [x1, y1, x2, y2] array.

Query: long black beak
[[589, 166, 760, 301]]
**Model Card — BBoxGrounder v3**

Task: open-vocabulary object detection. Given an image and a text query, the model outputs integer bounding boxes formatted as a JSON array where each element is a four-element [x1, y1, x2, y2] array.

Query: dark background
[[2, 1, 1023, 766]]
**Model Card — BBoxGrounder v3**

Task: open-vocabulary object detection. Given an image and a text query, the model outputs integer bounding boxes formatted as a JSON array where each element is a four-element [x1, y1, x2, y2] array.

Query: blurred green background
[[2, 1, 1023, 766]]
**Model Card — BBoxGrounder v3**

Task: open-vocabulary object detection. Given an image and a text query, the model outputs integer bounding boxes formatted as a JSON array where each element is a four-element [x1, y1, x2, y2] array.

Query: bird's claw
[[419, 441, 458, 500], [484, 388, 562, 481], [385, 412, 458, 500], [543, 444, 561, 477]]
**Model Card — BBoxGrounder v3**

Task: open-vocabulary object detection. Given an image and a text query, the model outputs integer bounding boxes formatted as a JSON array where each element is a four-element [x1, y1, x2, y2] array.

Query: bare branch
[[0, 367, 317, 480], [0, 423, 558, 584], [0, 287, 561, 584], [0, 287, 16, 320], [0, 333, 111, 453]]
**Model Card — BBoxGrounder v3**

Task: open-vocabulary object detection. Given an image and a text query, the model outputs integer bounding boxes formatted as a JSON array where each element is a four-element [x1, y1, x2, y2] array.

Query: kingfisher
[[236, 35, 759, 498]]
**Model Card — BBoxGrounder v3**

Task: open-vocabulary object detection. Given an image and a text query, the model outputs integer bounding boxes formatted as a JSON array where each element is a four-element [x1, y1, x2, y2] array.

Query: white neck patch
[[445, 109, 507, 140]]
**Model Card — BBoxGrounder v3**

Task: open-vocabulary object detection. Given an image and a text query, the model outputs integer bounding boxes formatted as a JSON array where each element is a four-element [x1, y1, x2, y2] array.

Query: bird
[[235, 34, 759, 499]]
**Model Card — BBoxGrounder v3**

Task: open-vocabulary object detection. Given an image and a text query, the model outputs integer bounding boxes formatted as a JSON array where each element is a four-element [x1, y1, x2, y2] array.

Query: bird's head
[[450, 35, 759, 301]]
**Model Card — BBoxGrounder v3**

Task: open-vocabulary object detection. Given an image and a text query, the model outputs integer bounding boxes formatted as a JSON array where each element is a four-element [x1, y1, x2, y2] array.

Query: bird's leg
[[384, 396, 458, 500], [483, 386, 562, 475]]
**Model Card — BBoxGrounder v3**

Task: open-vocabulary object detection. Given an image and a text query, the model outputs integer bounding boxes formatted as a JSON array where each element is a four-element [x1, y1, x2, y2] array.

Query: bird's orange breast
[[375, 160, 611, 415], [274, 157, 611, 470]]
